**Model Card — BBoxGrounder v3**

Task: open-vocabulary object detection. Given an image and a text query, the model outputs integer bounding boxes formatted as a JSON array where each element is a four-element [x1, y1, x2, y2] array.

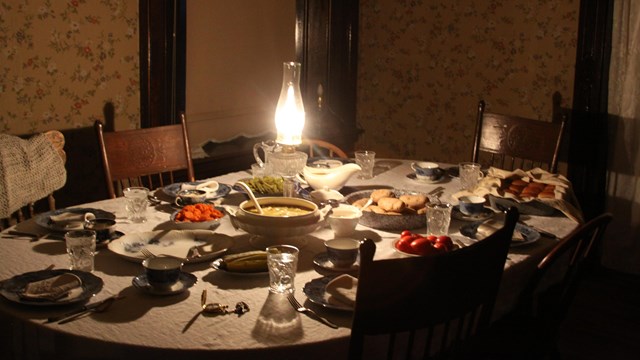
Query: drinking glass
[[123, 186, 149, 223], [355, 150, 376, 179], [459, 162, 484, 191], [266, 245, 299, 294], [65, 230, 96, 272], [426, 202, 453, 236]]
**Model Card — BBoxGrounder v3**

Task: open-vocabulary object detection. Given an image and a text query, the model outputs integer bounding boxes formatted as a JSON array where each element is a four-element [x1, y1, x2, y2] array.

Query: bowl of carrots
[[170, 203, 226, 230]]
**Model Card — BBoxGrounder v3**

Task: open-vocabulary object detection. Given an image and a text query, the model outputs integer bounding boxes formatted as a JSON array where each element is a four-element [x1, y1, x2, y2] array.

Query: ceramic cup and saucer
[[132, 257, 197, 296], [313, 238, 360, 276], [408, 161, 446, 183]]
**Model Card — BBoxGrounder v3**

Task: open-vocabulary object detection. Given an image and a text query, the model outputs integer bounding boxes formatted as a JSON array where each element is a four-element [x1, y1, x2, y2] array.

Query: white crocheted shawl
[[0, 133, 67, 218]]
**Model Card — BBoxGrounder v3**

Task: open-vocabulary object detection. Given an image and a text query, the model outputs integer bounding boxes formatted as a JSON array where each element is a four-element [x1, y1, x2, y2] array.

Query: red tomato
[[395, 237, 413, 253], [410, 237, 434, 256], [426, 235, 438, 243], [436, 235, 454, 251], [432, 242, 448, 252], [400, 230, 412, 237]]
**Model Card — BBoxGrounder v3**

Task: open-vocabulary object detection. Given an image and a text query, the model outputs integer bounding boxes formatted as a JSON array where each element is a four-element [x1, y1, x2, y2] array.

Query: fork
[[140, 248, 201, 261], [287, 292, 338, 329]]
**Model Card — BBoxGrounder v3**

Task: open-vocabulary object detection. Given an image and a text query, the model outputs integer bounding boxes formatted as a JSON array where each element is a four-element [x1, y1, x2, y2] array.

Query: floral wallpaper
[[0, 0, 139, 135], [356, 0, 579, 165]]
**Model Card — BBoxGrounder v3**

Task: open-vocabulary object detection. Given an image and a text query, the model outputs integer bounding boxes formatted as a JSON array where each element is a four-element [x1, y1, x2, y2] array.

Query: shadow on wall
[[54, 102, 115, 208]]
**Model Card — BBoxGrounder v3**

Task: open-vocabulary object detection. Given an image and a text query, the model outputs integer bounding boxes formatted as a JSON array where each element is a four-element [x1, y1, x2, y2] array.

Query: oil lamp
[[269, 62, 308, 197]]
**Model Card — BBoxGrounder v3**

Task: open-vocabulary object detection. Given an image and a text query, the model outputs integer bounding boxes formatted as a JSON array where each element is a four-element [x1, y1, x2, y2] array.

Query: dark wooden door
[[296, 0, 361, 154]]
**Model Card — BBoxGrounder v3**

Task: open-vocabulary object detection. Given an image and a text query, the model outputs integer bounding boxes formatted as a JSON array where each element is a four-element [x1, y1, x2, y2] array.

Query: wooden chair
[[299, 138, 349, 159], [470, 213, 613, 359], [1, 131, 66, 230], [472, 100, 567, 173], [95, 113, 195, 198], [349, 208, 519, 360]]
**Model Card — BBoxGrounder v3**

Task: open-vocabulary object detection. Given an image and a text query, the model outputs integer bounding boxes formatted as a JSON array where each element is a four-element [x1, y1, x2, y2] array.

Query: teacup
[[325, 238, 360, 268], [327, 204, 362, 237], [458, 195, 486, 216], [174, 189, 208, 207], [411, 161, 444, 182], [83, 218, 117, 242], [142, 257, 183, 289]]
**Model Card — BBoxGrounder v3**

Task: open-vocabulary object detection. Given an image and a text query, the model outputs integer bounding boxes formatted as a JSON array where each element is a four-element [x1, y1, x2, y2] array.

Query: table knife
[[45, 295, 119, 323]]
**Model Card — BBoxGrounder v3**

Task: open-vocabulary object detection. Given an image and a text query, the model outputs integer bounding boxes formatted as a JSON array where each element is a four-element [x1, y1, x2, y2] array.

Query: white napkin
[[20, 273, 82, 301], [49, 212, 95, 229], [325, 274, 358, 308], [476, 219, 525, 242], [181, 179, 219, 195]]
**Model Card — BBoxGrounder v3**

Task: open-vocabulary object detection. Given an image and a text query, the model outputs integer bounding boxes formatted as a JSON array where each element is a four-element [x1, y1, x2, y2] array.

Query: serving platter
[[0, 269, 103, 306], [343, 189, 427, 231], [107, 230, 234, 263]]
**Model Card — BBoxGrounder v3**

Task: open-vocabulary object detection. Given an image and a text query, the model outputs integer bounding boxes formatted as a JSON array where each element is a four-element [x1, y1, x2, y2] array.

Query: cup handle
[[410, 162, 418, 171], [174, 198, 184, 207]]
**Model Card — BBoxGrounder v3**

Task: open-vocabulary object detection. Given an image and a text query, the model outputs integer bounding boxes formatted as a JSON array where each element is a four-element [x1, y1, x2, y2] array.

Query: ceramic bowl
[[170, 206, 225, 230], [227, 197, 330, 238], [343, 189, 427, 231]]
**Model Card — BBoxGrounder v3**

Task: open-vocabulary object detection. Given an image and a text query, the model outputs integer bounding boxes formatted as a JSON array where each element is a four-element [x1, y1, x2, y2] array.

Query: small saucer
[[312, 253, 359, 276], [451, 206, 495, 222], [406, 173, 445, 184], [132, 272, 197, 296]]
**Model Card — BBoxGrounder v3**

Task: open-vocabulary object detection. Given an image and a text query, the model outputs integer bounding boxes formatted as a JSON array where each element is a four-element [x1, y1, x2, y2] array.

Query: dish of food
[[171, 204, 225, 230], [236, 176, 284, 196], [343, 189, 428, 230], [107, 230, 234, 263]]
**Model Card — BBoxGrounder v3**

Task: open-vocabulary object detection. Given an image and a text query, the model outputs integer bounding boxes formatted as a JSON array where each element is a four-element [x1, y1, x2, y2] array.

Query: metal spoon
[[234, 181, 263, 214]]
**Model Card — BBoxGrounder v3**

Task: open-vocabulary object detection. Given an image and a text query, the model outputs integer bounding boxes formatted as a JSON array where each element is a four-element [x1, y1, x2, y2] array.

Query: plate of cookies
[[343, 189, 428, 230]]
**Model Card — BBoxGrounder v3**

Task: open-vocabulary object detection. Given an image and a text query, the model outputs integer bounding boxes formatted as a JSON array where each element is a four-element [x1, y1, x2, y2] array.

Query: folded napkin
[[326, 274, 358, 308], [475, 218, 525, 243], [49, 212, 95, 229], [20, 273, 82, 301], [452, 167, 584, 223], [181, 179, 219, 195]]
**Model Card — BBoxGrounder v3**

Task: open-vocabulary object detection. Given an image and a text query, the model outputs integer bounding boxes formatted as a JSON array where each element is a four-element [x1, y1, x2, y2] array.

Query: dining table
[[0, 159, 580, 360]]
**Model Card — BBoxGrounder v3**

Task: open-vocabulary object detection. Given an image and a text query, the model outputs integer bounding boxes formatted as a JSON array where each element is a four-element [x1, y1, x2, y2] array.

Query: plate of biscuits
[[490, 177, 558, 216], [343, 189, 428, 230]]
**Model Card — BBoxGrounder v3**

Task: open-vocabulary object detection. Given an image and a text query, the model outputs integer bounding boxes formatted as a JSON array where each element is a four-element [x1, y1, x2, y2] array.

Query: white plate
[[162, 182, 231, 200], [107, 230, 234, 263], [302, 276, 353, 312], [210, 258, 269, 276], [406, 173, 445, 184]]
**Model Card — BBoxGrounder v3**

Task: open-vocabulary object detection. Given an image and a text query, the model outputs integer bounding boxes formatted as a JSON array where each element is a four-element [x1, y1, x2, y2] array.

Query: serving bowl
[[227, 197, 330, 238], [170, 204, 225, 230], [343, 189, 427, 231]]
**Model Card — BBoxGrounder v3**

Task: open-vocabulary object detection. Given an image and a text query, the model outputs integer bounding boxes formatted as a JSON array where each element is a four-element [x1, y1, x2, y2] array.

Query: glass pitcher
[[252, 140, 281, 176]]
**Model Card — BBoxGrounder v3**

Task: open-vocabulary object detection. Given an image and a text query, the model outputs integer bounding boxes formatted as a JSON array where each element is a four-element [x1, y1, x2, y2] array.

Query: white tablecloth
[[0, 160, 579, 359]]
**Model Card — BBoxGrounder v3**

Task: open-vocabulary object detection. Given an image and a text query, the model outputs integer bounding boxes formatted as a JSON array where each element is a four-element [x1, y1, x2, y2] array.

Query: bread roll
[[377, 197, 405, 213], [511, 179, 528, 187], [399, 194, 427, 210], [366, 205, 387, 214], [538, 191, 556, 199], [370, 189, 394, 203], [352, 198, 369, 208]]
